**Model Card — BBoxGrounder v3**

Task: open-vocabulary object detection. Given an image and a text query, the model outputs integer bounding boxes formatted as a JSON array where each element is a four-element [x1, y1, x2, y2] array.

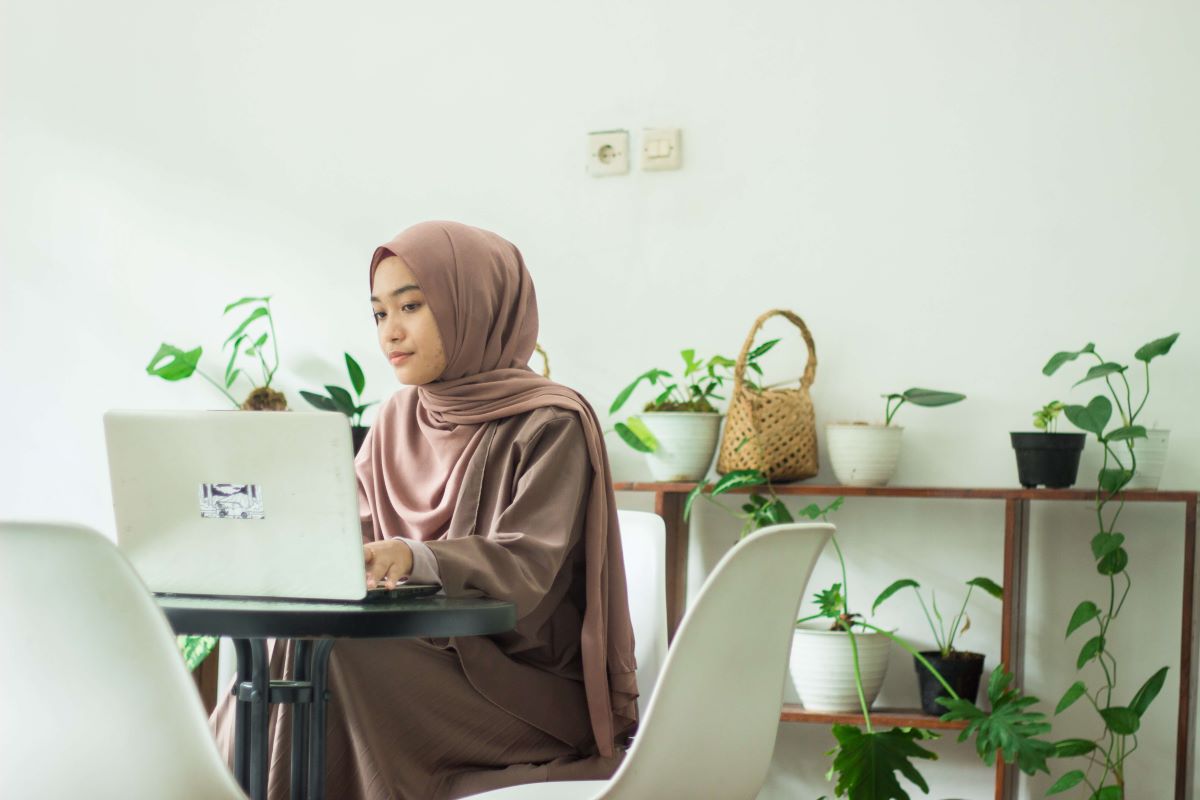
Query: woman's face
[[370, 255, 447, 385]]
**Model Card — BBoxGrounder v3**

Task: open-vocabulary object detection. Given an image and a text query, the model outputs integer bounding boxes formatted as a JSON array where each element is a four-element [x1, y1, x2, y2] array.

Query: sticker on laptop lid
[[199, 483, 265, 519]]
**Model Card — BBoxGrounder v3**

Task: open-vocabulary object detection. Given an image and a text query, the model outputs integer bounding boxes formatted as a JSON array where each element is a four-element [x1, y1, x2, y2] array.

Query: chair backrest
[[0, 521, 247, 799], [616, 510, 668, 717], [603, 522, 834, 800]]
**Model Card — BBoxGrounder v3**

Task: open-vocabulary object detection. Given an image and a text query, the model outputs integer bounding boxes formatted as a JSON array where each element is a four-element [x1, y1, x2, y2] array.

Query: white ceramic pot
[[825, 423, 904, 487], [1125, 429, 1170, 490], [788, 627, 891, 712], [638, 412, 722, 482]]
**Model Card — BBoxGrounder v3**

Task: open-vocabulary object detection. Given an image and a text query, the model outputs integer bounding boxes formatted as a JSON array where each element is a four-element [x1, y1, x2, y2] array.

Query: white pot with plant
[[826, 387, 966, 487], [610, 347, 772, 482]]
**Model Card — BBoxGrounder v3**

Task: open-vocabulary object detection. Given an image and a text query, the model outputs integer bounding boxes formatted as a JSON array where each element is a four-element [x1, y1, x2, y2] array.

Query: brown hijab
[[357, 220, 637, 755]]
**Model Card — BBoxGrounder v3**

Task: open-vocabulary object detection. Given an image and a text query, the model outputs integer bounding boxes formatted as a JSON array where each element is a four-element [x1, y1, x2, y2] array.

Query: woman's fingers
[[382, 561, 405, 588]]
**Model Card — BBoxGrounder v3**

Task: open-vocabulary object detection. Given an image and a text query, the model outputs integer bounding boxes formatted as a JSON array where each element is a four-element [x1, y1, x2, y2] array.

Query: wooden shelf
[[780, 704, 968, 731], [614, 481, 1196, 503]]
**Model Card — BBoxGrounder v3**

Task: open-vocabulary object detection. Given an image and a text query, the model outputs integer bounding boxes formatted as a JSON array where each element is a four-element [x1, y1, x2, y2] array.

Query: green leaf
[[1043, 343, 1096, 376], [900, 388, 966, 407], [609, 369, 671, 415], [175, 634, 218, 671], [707, 355, 736, 369], [325, 385, 357, 416], [937, 664, 1055, 776], [796, 502, 823, 520], [652, 385, 677, 406], [1097, 547, 1128, 576], [681, 349, 699, 377], [614, 421, 655, 453], [747, 338, 780, 360], [300, 390, 338, 412], [711, 469, 767, 497], [1077, 636, 1104, 669], [1091, 787, 1123, 800], [223, 307, 269, 348], [872, 579, 920, 614], [826, 724, 938, 800], [146, 343, 202, 381], [225, 334, 247, 384], [1099, 706, 1140, 735], [225, 368, 242, 389], [1053, 738, 1096, 757], [683, 482, 708, 522], [813, 583, 845, 618], [1055, 681, 1088, 715], [1063, 396, 1112, 437], [1129, 667, 1169, 718], [748, 362, 763, 376], [1072, 362, 1127, 388], [1090, 532, 1125, 560], [1104, 426, 1147, 443], [1066, 601, 1101, 638], [966, 577, 1003, 600], [762, 499, 794, 526], [1098, 468, 1133, 495], [345, 353, 366, 396], [1047, 770, 1087, 795], [1134, 333, 1179, 363], [223, 296, 270, 315]]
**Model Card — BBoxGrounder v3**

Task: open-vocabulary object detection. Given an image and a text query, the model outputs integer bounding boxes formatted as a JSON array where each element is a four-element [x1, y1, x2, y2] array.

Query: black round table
[[158, 595, 516, 800]]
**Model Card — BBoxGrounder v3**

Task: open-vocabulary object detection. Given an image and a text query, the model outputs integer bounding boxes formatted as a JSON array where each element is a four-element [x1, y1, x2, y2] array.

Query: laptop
[[103, 409, 438, 603]]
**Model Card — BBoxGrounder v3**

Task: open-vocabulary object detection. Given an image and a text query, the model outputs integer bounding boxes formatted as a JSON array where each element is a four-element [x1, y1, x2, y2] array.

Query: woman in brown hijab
[[210, 221, 638, 799]]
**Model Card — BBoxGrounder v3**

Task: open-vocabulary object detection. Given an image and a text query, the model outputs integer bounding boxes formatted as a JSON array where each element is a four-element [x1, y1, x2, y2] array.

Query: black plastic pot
[[352, 425, 370, 455], [1010, 432, 1086, 489], [915, 651, 985, 716]]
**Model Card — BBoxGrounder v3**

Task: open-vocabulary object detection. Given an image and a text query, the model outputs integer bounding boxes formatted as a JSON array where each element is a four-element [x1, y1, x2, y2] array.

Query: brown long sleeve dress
[[209, 406, 630, 799]]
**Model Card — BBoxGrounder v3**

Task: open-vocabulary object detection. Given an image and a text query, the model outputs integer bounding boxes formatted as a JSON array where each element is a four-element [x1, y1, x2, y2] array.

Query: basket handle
[[533, 343, 551, 379], [732, 309, 817, 392]]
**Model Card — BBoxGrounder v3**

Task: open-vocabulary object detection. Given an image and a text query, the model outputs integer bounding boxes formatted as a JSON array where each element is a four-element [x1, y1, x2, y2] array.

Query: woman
[[210, 221, 638, 799]]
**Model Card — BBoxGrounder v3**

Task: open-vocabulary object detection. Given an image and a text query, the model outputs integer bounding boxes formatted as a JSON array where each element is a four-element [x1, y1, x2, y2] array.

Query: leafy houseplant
[[826, 387, 966, 487], [301, 353, 378, 454], [1011, 400, 1087, 489], [873, 576, 1003, 715], [146, 296, 288, 411], [1041, 334, 1178, 798]]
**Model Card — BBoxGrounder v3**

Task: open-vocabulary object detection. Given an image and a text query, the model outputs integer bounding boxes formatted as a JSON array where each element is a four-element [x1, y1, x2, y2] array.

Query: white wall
[[2, 1, 1197, 797]]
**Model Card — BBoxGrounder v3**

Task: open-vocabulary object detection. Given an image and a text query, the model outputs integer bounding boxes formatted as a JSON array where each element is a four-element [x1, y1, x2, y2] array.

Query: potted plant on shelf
[[1010, 400, 1087, 488], [1040, 334, 1177, 798], [301, 352, 378, 454], [872, 575, 1002, 715], [826, 387, 965, 487], [146, 295, 288, 411]]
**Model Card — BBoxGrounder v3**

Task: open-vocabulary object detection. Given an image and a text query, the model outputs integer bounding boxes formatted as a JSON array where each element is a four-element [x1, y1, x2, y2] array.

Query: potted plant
[[608, 348, 745, 481], [1010, 401, 1087, 488], [146, 295, 288, 411], [872, 575, 1002, 715], [301, 352, 379, 454], [826, 387, 965, 487]]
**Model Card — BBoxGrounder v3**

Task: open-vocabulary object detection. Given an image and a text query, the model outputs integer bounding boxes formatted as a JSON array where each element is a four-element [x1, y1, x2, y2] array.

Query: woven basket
[[716, 309, 819, 481], [534, 343, 551, 378]]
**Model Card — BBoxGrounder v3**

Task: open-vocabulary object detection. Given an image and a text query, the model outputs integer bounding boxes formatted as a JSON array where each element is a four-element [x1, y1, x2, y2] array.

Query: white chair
[[0, 521, 247, 800], [616, 509, 668, 717], [464, 521, 834, 800]]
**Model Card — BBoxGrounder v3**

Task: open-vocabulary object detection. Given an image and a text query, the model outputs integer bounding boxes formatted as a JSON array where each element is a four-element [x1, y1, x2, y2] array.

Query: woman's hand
[[363, 538, 414, 589]]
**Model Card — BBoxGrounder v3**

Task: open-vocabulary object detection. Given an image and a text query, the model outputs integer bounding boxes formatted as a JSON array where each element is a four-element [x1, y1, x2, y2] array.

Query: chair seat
[[465, 779, 606, 799]]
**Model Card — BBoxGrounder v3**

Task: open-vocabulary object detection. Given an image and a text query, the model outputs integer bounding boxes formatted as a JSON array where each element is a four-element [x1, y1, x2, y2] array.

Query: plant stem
[[945, 586, 974, 653], [196, 370, 242, 408], [267, 300, 280, 385], [913, 591, 945, 655], [830, 535, 851, 617], [859, 622, 962, 700], [846, 628, 873, 733]]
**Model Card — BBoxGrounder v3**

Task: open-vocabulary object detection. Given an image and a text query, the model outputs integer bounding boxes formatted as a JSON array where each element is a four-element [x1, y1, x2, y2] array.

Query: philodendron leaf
[[1134, 332, 1179, 363], [1096, 547, 1129, 576], [223, 296, 271, 314], [345, 353, 366, 396], [1072, 362, 1127, 388], [901, 388, 966, 407], [225, 334, 247, 384], [175, 634, 218, 671], [1063, 396, 1112, 437], [1092, 786, 1123, 800], [873, 579, 920, 614], [762, 499, 794, 526], [146, 343, 202, 381], [747, 338, 780, 361], [1090, 532, 1125, 560], [225, 368, 242, 389], [1099, 468, 1133, 495], [224, 307, 269, 347], [1077, 636, 1105, 669], [1099, 706, 1140, 735], [711, 469, 767, 497], [683, 482, 709, 522], [1043, 343, 1096, 376], [1053, 738, 1096, 757], [609, 369, 671, 415], [1046, 770, 1087, 795], [1129, 667, 1169, 717], [1055, 681, 1088, 715], [614, 421, 655, 453], [937, 665, 1055, 775], [325, 385, 357, 416], [300, 390, 338, 412], [1104, 425, 1147, 443], [826, 724, 938, 800], [813, 583, 845, 618], [1065, 601, 1101, 638], [966, 577, 1003, 600]]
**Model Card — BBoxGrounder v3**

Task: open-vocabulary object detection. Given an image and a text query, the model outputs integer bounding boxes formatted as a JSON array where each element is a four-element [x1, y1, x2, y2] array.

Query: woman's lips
[[389, 353, 412, 365]]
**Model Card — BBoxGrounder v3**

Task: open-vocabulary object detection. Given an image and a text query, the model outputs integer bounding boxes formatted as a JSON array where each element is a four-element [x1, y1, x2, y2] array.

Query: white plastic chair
[[616, 509, 668, 717], [0, 521, 247, 799], [463, 521, 834, 800]]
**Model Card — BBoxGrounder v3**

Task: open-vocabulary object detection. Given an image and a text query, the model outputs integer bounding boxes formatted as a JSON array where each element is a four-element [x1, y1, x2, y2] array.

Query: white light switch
[[642, 128, 681, 171], [587, 130, 629, 177]]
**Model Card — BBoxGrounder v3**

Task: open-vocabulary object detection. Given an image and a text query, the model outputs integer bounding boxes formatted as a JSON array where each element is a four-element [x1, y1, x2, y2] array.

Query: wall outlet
[[587, 130, 629, 177]]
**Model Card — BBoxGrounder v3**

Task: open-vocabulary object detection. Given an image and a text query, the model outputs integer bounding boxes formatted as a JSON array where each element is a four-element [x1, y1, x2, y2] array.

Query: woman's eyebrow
[[369, 284, 421, 303]]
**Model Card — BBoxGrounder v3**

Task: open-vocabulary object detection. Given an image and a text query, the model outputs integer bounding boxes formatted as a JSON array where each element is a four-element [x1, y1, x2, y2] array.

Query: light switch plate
[[587, 130, 629, 177], [641, 128, 681, 171]]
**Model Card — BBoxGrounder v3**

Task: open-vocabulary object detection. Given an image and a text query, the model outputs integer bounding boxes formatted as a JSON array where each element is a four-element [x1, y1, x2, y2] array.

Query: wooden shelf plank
[[613, 482, 1197, 503], [780, 704, 968, 730]]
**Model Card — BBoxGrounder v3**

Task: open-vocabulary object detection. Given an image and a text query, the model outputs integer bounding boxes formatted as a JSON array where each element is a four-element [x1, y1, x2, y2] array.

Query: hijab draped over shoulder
[[355, 220, 637, 755]]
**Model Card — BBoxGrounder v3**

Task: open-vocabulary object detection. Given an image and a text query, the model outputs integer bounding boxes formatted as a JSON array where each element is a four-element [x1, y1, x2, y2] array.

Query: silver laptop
[[103, 409, 436, 602]]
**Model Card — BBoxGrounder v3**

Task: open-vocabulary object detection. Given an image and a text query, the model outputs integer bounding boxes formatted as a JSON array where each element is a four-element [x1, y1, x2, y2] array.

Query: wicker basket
[[716, 309, 819, 481], [534, 343, 551, 378]]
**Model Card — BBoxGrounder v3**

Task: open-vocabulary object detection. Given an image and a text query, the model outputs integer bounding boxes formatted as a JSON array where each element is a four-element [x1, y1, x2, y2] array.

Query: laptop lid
[[103, 409, 368, 601]]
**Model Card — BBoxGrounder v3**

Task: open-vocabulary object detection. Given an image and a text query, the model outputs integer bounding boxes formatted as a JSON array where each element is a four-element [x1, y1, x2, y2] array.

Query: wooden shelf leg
[[1177, 498, 1197, 800], [655, 491, 687, 644], [996, 498, 1030, 800]]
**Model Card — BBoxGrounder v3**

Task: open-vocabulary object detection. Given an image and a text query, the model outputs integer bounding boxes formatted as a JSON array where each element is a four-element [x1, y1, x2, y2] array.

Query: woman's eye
[[372, 311, 385, 322], [401, 302, 422, 313]]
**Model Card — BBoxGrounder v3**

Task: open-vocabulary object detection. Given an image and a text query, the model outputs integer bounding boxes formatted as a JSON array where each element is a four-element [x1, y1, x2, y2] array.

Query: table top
[[156, 594, 517, 639]]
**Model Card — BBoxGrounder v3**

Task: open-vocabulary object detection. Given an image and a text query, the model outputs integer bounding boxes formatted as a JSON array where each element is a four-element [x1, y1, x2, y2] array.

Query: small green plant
[[301, 353, 378, 427], [146, 295, 287, 410], [882, 387, 966, 426], [872, 576, 1003, 658], [177, 634, 218, 671], [1033, 400, 1066, 432], [683, 467, 841, 539]]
